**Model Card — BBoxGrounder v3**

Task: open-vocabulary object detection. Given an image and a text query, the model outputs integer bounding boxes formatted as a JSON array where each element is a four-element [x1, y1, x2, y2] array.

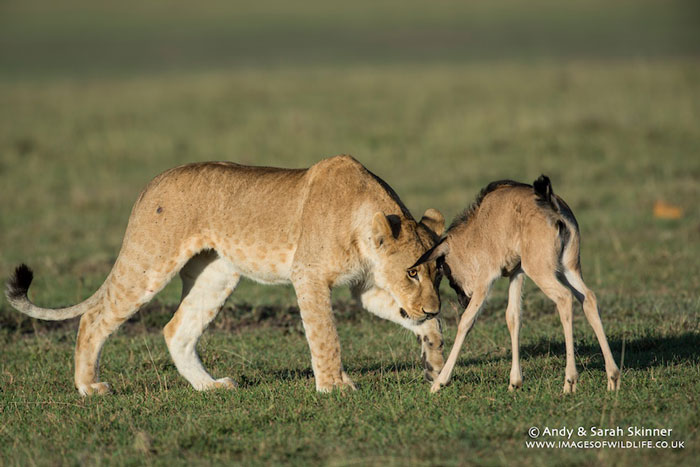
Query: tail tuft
[[533, 174, 562, 213], [533, 174, 552, 201], [6, 264, 34, 300]]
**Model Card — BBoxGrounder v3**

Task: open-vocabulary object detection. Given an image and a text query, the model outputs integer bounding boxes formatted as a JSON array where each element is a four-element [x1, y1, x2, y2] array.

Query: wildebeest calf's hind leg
[[505, 270, 524, 391], [527, 269, 578, 393], [564, 268, 621, 390]]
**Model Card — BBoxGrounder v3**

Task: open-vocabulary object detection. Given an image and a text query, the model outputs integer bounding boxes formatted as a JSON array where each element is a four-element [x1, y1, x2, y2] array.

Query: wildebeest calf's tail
[[533, 174, 563, 213], [533, 174, 582, 276]]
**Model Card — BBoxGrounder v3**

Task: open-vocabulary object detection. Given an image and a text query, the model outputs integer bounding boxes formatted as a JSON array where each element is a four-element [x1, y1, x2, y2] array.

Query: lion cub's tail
[[5, 264, 99, 321]]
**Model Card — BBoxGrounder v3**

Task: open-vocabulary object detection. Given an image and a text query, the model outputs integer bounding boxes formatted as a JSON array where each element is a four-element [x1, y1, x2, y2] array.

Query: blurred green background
[[1, 0, 698, 304], [1, 0, 699, 76], [1, 1, 699, 465]]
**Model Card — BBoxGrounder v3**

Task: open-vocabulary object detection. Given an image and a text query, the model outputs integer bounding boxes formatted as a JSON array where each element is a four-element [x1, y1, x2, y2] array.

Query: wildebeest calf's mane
[[448, 180, 530, 231]]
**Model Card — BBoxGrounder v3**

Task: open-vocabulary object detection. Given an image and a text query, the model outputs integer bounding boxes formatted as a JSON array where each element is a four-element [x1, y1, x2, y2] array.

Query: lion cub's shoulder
[[309, 154, 364, 174]]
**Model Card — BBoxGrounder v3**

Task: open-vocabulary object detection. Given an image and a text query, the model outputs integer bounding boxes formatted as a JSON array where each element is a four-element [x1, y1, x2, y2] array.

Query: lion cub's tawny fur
[[412, 176, 620, 394], [6, 156, 446, 395]]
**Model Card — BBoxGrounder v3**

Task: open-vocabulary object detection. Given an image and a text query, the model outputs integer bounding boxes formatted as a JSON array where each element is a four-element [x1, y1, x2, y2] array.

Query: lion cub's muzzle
[[422, 308, 440, 320], [400, 307, 440, 323]]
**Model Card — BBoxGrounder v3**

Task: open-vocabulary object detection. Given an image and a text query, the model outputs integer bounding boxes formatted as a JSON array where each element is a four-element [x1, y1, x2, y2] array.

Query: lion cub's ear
[[372, 212, 401, 248], [419, 208, 445, 237]]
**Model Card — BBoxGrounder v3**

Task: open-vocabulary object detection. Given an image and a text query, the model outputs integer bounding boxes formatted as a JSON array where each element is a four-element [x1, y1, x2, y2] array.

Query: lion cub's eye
[[407, 269, 418, 279]]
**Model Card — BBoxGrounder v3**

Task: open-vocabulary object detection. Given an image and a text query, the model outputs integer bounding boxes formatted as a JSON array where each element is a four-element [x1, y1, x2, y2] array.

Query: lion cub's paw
[[78, 382, 111, 396], [419, 331, 445, 385], [212, 377, 238, 390], [341, 371, 357, 391], [316, 372, 357, 393], [422, 349, 444, 384]]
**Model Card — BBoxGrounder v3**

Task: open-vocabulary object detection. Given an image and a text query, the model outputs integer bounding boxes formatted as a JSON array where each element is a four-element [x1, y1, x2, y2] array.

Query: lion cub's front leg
[[294, 280, 356, 392], [355, 286, 445, 382], [412, 318, 445, 383]]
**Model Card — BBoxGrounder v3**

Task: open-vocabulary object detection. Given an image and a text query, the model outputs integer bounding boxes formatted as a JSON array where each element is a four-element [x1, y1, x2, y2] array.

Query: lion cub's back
[[119, 162, 309, 279]]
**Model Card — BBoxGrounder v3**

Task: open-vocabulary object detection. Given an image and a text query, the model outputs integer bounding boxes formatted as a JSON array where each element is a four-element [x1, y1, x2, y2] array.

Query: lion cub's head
[[370, 208, 445, 321]]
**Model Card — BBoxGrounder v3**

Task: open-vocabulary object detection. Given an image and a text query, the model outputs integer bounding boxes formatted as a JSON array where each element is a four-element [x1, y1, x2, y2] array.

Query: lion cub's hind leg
[[164, 251, 240, 391], [75, 260, 180, 396]]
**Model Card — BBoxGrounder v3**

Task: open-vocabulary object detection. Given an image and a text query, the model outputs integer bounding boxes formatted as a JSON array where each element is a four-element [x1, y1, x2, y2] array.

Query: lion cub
[[6, 155, 446, 395]]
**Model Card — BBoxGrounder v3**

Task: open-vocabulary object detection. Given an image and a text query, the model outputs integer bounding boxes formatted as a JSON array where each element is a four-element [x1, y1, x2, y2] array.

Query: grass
[[1, 0, 699, 465]]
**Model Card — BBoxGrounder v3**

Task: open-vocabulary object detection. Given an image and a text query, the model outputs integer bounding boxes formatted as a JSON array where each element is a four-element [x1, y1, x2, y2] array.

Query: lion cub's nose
[[422, 308, 439, 319]]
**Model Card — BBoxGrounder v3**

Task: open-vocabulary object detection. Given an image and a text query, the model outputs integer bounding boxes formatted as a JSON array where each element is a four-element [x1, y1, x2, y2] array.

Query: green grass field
[[1, 1, 699, 465]]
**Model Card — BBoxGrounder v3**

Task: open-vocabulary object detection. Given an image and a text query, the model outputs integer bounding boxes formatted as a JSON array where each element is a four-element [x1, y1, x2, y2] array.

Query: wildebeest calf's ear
[[410, 238, 449, 268], [419, 208, 445, 237]]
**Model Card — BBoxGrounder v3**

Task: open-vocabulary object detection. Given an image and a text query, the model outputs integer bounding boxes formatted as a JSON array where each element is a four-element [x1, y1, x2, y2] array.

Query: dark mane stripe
[[365, 168, 414, 220], [448, 180, 530, 231]]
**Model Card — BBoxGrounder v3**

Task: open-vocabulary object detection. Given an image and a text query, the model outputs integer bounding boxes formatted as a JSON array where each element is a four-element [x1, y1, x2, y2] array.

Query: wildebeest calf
[[412, 176, 620, 393]]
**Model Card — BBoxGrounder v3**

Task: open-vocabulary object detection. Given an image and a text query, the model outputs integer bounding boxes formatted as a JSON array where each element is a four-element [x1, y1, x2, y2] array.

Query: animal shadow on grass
[[6, 300, 696, 389], [437, 332, 700, 387], [256, 328, 700, 389], [518, 332, 700, 371], [238, 360, 418, 390], [190, 332, 700, 391], [236, 367, 316, 389]]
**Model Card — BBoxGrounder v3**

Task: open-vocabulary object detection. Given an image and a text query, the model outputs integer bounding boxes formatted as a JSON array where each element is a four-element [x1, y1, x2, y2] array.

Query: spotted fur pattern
[[5, 156, 446, 395]]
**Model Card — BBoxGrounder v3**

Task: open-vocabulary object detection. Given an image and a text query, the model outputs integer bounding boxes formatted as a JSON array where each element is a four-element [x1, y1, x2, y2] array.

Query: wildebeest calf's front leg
[[431, 283, 493, 393]]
